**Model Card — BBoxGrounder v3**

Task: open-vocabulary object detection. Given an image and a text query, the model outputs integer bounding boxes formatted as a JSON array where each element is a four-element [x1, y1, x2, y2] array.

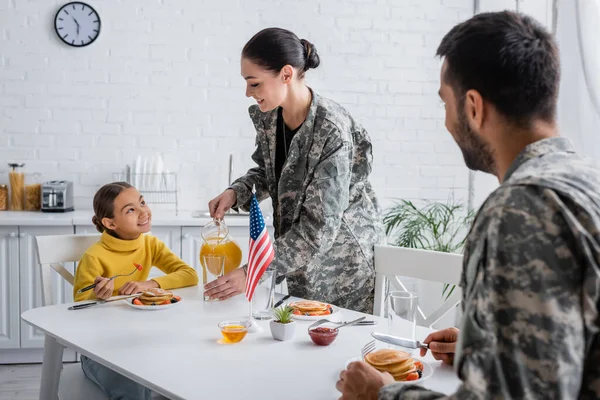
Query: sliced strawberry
[[406, 372, 419, 381]]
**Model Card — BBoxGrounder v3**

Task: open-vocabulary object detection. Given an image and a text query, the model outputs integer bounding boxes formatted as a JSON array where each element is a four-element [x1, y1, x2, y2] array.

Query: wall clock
[[54, 2, 101, 47]]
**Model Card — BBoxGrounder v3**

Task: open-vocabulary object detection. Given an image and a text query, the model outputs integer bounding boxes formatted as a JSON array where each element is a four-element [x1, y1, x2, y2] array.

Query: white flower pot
[[269, 320, 296, 341]]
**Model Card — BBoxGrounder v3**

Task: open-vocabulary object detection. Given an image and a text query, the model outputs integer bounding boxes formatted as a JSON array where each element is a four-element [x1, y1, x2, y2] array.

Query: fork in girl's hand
[[77, 263, 143, 294]]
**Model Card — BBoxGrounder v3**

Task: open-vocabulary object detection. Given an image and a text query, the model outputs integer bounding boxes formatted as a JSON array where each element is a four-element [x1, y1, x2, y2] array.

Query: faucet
[[226, 154, 238, 215], [228, 153, 233, 187]]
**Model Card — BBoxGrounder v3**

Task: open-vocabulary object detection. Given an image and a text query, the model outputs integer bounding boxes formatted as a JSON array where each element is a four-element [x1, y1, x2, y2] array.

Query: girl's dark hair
[[242, 28, 320, 75], [92, 182, 133, 233]]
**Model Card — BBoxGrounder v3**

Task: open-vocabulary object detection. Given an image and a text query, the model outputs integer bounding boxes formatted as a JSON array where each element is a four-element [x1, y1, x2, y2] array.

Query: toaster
[[41, 181, 74, 212]]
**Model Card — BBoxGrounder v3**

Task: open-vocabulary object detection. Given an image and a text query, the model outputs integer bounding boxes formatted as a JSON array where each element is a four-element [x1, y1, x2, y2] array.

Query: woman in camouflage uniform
[[204, 28, 384, 313]]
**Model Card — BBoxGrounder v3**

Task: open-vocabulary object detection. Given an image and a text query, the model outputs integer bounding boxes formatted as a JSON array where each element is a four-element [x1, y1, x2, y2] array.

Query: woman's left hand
[[118, 280, 159, 295], [204, 267, 246, 300]]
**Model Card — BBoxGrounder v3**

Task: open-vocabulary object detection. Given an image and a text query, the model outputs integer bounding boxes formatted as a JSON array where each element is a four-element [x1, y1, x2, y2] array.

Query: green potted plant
[[269, 305, 296, 341], [383, 199, 475, 298]]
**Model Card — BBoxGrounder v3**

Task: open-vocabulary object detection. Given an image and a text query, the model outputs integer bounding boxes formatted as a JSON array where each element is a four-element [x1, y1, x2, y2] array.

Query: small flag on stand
[[244, 188, 274, 302]]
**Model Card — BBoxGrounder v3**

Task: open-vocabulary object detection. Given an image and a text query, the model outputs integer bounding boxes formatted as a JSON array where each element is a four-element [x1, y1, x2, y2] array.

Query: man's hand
[[336, 361, 395, 400], [421, 327, 460, 365]]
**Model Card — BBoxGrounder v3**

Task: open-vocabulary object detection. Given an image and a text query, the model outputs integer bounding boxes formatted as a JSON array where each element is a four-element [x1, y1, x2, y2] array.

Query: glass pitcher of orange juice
[[200, 219, 243, 277]]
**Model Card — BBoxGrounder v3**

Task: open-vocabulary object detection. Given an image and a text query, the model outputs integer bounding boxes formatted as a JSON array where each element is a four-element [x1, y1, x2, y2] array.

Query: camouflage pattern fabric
[[230, 90, 385, 313], [381, 138, 600, 399]]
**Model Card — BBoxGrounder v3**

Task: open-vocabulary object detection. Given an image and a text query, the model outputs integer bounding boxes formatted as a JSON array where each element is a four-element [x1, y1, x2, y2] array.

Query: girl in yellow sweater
[[74, 182, 198, 400], [74, 182, 198, 302]]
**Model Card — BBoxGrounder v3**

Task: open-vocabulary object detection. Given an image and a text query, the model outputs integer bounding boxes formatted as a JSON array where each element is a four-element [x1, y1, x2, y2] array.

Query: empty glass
[[387, 291, 418, 353], [251, 266, 276, 320]]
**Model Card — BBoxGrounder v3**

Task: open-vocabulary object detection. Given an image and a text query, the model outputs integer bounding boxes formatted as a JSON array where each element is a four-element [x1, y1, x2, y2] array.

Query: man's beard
[[455, 108, 496, 175]]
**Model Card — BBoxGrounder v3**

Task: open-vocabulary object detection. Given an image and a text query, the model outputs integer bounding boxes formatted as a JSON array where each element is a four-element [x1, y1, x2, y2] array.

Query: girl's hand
[[93, 277, 114, 300], [118, 280, 159, 296]]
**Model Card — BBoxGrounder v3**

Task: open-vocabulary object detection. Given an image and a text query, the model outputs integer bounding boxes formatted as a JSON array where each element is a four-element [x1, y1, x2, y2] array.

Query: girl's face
[[101, 187, 152, 240], [241, 58, 294, 112]]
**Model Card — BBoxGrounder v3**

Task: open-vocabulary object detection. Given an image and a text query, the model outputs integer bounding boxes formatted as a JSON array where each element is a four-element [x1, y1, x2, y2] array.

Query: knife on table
[[370, 332, 429, 349], [68, 294, 140, 310], [273, 294, 291, 308]]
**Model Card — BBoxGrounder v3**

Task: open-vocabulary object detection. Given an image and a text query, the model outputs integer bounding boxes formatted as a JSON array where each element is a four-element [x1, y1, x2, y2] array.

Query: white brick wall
[[1, 0, 475, 213]]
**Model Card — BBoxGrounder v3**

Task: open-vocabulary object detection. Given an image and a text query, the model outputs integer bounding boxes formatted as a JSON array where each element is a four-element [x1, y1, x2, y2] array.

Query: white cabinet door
[[0, 226, 20, 349], [19, 226, 74, 349], [181, 227, 202, 272], [147, 227, 182, 279]]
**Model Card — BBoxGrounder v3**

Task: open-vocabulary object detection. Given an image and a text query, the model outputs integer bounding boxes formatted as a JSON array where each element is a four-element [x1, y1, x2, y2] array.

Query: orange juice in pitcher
[[200, 219, 242, 276]]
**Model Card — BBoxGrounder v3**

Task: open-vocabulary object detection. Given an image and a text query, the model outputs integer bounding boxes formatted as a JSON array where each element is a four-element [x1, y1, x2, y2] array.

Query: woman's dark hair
[[437, 11, 559, 127], [92, 182, 133, 233], [242, 28, 320, 75]]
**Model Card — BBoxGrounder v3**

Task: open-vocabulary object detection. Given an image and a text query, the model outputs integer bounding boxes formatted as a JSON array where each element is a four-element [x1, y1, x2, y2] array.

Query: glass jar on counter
[[0, 184, 8, 211], [8, 163, 25, 211], [24, 173, 42, 211]]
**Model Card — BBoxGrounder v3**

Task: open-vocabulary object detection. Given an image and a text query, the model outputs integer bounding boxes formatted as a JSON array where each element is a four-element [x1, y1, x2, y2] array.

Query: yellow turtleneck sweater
[[73, 231, 198, 301]]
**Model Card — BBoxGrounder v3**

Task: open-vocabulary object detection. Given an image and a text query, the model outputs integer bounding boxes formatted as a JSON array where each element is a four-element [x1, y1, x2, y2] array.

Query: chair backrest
[[373, 244, 463, 328], [35, 234, 101, 306]]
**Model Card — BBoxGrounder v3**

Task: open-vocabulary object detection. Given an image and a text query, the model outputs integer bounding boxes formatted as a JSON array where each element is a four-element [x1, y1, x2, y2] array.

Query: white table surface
[[21, 286, 460, 400]]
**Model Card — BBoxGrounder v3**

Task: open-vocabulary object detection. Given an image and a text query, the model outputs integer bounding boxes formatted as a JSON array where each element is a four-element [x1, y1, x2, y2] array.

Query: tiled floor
[[0, 364, 42, 400]]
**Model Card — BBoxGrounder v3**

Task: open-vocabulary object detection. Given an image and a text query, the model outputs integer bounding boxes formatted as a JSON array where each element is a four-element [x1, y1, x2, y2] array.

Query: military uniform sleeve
[[229, 134, 270, 211], [270, 136, 352, 276], [383, 187, 586, 400]]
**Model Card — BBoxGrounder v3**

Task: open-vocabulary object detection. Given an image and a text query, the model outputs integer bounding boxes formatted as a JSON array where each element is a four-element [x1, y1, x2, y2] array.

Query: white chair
[[373, 244, 463, 328], [35, 234, 108, 400]]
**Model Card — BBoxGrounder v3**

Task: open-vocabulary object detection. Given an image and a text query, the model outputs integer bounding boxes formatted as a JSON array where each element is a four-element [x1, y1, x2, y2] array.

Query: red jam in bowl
[[308, 327, 339, 346]]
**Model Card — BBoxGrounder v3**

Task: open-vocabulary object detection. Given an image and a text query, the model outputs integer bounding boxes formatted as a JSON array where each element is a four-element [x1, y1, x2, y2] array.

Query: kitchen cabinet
[[0, 227, 20, 349]]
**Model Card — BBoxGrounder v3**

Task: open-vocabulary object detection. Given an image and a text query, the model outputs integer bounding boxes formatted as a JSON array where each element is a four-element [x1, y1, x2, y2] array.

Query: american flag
[[245, 191, 275, 301]]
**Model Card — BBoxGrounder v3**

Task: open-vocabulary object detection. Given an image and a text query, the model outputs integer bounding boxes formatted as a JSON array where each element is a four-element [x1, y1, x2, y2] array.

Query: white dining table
[[21, 286, 460, 400]]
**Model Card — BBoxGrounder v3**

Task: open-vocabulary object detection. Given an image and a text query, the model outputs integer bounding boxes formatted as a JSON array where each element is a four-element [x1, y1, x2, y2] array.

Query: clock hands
[[72, 17, 80, 36]]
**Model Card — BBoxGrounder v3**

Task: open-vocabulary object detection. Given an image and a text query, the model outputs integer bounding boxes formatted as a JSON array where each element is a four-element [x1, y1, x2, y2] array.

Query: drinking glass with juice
[[200, 219, 243, 285]]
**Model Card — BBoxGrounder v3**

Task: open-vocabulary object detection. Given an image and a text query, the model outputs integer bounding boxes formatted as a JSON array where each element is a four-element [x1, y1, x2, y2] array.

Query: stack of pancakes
[[137, 288, 174, 305], [291, 300, 330, 315], [364, 349, 418, 381]]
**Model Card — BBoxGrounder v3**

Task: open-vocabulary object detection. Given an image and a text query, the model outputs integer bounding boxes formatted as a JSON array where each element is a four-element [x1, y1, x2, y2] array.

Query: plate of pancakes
[[347, 348, 432, 383], [124, 288, 182, 310], [289, 300, 340, 320]]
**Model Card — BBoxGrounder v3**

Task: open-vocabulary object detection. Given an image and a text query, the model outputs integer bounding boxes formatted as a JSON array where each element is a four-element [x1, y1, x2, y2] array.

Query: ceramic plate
[[124, 295, 183, 311], [290, 304, 341, 321], [344, 356, 433, 384]]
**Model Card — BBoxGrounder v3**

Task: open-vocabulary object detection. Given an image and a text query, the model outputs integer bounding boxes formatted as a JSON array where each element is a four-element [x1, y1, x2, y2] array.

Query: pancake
[[365, 349, 422, 382], [138, 288, 174, 304], [364, 349, 411, 366], [290, 300, 328, 312]]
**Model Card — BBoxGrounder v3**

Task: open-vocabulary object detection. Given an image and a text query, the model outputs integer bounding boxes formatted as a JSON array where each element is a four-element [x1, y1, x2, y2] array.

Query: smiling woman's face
[[241, 58, 289, 113]]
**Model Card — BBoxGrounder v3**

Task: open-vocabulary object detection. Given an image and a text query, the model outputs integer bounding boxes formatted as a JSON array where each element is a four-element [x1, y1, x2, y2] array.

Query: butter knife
[[68, 294, 139, 310], [370, 332, 429, 349]]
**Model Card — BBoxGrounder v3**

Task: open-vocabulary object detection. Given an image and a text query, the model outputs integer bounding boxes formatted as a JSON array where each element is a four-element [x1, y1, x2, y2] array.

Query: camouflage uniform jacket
[[229, 91, 385, 313], [381, 138, 600, 399]]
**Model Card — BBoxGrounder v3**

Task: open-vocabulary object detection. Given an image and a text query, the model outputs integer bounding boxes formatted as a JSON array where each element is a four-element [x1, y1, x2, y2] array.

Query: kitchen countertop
[[0, 211, 264, 227]]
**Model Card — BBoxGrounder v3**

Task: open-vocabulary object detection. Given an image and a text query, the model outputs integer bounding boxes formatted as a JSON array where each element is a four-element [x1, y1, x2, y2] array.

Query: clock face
[[54, 2, 101, 47]]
